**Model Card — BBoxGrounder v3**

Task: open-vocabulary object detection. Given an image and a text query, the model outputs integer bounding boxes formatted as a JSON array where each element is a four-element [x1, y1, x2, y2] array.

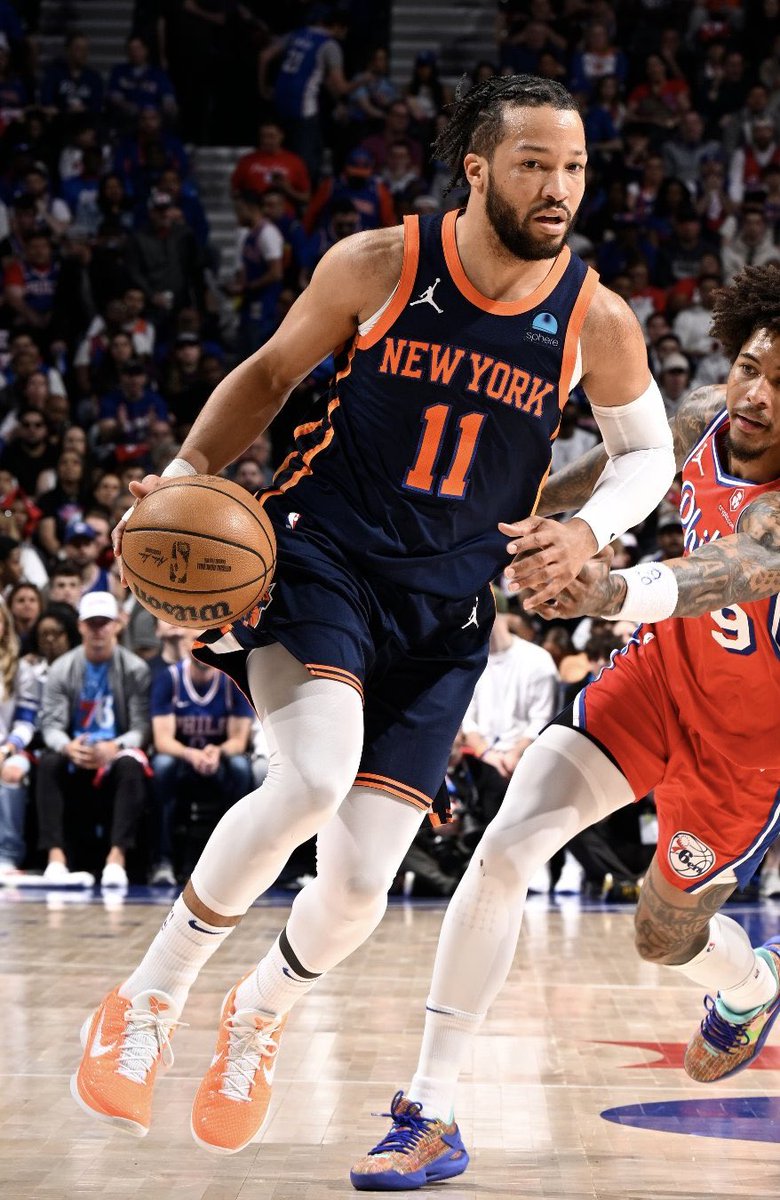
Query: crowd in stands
[[0, 0, 778, 897]]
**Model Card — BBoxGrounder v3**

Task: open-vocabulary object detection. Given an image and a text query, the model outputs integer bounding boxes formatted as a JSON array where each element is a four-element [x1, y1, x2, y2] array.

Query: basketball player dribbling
[[350, 265, 780, 1191], [71, 76, 674, 1156]]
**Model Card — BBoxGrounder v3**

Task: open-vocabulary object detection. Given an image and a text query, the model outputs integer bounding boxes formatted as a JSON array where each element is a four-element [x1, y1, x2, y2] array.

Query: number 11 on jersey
[[404, 403, 486, 500]]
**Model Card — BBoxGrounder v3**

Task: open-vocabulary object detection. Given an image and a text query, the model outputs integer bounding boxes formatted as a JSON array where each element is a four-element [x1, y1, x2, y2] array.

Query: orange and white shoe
[[70, 987, 179, 1137], [190, 978, 286, 1155]]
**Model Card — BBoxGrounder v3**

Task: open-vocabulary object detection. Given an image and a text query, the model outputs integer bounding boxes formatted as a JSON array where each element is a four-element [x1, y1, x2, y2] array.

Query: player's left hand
[[499, 516, 598, 609], [524, 547, 619, 619]]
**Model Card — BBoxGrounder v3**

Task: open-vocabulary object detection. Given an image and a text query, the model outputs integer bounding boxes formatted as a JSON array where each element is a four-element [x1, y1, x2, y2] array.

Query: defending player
[[350, 265, 780, 1191], [70, 76, 673, 1154]]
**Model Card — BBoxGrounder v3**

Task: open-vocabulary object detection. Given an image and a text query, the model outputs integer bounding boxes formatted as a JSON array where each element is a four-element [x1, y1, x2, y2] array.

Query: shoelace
[[219, 1017, 280, 1103], [117, 1009, 182, 1084], [368, 1092, 438, 1157], [700, 995, 751, 1054]]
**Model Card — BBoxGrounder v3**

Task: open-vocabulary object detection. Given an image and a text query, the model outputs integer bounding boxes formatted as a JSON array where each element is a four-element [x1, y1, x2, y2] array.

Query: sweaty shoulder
[[320, 225, 406, 327], [578, 283, 651, 406]]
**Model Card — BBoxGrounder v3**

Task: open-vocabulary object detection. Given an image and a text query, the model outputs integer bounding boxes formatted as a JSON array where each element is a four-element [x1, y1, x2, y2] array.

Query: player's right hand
[[112, 473, 163, 586]]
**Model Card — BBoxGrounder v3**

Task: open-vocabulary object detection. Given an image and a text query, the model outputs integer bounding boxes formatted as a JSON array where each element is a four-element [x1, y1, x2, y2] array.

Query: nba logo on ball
[[668, 831, 715, 879], [532, 311, 559, 335], [170, 540, 190, 584]]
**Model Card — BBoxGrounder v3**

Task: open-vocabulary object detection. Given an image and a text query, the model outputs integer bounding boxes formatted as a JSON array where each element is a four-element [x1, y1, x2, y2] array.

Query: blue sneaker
[[685, 938, 780, 1082], [350, 1091, 469, 1191]]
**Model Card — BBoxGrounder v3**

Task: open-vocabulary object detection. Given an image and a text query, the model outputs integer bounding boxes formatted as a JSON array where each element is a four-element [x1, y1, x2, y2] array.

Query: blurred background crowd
[[0, 0, 779, 902]]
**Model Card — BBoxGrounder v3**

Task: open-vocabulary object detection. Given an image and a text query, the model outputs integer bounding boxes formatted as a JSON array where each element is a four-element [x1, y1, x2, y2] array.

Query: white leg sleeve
[[427, 724, 634, 1018], [284, 785, 426, 974], [190, 643, 364, 916]]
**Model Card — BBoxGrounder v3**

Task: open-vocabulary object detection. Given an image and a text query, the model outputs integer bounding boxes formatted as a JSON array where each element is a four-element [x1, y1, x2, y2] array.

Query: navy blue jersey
[[265, 210, 598, 599], [151, 659, 253, 748]]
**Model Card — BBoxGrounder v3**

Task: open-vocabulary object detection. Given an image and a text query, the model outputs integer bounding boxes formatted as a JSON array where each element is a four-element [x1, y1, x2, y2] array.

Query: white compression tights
[[191, 643, 367, 916]]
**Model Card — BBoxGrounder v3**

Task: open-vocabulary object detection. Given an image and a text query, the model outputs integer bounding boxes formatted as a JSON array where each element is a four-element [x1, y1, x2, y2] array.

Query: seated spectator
[[658, 351, 692, 417], [8, 580, 42, 653], [0, 31, 27, 125], [60, 148, 103, 238], [61, 519, 122, 601], [672, 273, 721, 360], [550, 401, 598, 475], [125, 190, 203, 328], [642, 505, 684, 562], [729, 115, 780, 205], [36, 591, 151, 887], [113, 106, 189, 201], [231, 121, 311, 213], [3, 232, 62, 339], [382, 141, 421, 203], [46, 561, 82, 611], [404, 50, 450, 128], [58, 116, 106, 183], [20, 163, 71, 240], [361, 99, 425, 172], [107, 35, 177, 128], [149, 628, 253, 884], [35, 448, 86, 561], [0, 408, 59, 496], [162, 331, 211, 435], [233, 456, 271, 492], [584, 75, 626, 165], [86, 470, 121, 520], [460, 591, 558, 827], [662, 110, 721, 194], [140, 617, 184, 680], [721, 205, 780, 281], [656, 210, 716, 286], [626, 259, 667, 327], [349, 47, 398, 127], [0, 593, 27, 873], [95, 358, 169, 460], [569, 20, 628, 96], [703, 49, 750, 131], [626, 53, 689, 133], [696, 157, 734, 235], [40, 32, 104, 117], [155, 166, 209, 249], [304, 149, 395, 235]]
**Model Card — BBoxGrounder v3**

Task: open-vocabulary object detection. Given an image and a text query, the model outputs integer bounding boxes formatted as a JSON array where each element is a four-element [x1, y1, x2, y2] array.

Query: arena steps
[[390, 0, 498, 88], [38, 0, 134, 76]]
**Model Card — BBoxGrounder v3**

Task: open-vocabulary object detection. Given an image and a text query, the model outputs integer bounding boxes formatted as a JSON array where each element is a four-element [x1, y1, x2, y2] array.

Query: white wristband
[[161, 457, 198, 478], [611, 562, 679, 623]]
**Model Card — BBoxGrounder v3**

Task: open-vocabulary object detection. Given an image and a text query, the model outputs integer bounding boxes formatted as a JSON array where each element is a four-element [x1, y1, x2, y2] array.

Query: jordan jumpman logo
[[410, 277, 444, 313], [461, 597, 479, 630]]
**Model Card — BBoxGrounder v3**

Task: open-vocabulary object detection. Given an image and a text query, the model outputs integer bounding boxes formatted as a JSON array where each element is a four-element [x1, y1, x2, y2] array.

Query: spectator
[[696, 157, 734, 235], [382, 142, 422, 203], [149, 627, 253, 884], [87, 469, 121, 519], [3, 232, 61, 337], [264, 6, 352, 179], [460, 591, 558, 826], [550, 402, 598, 475], [36, 448, 86, 561], [162, 331, 211, 434], [61, 519, 121, 601], [141, 617, 185, 681], [349, 47, 398, 126], [229, 191, 284, 357], [662, 110, 722, 193], [95, 358, 169, 460], [656, 210, 716, 285], [47, 561, 82, 611], [0, 408, 58, 496], [156, 166, 209, 248], [658, 351, 692, 416], [20, 163, 71, 239], [125, 189, 203, 326], [643, 505, 684, 562], [40, 33, 104, 117], [728, 115, 780, 204], [233, 456, 270, 492], [404, 50, 450, 128], [0, 31, 27, 125], [361, 99, 425, 172], [672, 273, 721, 360], [231, 122, 311, 213], [721, 206, 780, 281], [107, 35, 177, 127], [626, 53, 689, 133], [36, 591, 151, 887], [8, 580, 41, 652], [305, 148, 395, 235], [113, 106, 189, 200]]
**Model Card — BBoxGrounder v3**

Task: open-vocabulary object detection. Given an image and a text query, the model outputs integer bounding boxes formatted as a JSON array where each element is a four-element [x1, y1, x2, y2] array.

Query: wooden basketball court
[[2, 887, 779, 1199]]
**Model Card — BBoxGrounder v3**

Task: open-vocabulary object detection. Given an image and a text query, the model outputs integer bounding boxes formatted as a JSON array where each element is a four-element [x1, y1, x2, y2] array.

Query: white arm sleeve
[[574, 378, 675, 551]]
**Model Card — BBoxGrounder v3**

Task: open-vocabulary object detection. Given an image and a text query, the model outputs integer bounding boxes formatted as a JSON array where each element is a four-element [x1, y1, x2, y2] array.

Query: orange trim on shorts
[[277, 397, 341, 492], [558, 265, 599, 408], [357, 215, 420, 350], [441, 208, 571, 316], [305, 662, 364, 702], [354, 771, 432, 811]]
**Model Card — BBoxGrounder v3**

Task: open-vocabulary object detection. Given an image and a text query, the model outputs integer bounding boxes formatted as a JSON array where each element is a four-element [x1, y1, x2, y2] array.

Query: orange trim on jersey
[[441, 208, 572, 316], [357, 215, 420, 350], [355, 771, 432, 808], [305, 662, 364, 701], [258, 488, 282, 507], [335, 335, 357, 384], [558, 265, 599, 408], [530, 462, 552, 516], [277, 397, 341, 492], [354, 773, 432, 812]]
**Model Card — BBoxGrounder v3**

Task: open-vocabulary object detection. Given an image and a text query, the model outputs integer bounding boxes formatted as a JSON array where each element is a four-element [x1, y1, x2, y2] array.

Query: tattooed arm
[[536, 383, 727, 517], [534, 492, 780, 619]]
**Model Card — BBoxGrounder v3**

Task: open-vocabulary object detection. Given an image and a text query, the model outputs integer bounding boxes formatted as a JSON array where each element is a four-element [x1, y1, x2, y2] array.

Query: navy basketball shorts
[[193, 515, 493, 823]]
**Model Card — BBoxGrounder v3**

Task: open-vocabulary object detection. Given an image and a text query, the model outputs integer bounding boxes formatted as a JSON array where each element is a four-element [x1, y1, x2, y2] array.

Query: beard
[[485, 175, 571, 261], [724, 430, 771, 464]]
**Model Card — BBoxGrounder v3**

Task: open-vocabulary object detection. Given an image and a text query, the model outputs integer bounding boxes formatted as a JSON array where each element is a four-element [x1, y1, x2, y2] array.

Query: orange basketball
[[122, 475, 276, 629]]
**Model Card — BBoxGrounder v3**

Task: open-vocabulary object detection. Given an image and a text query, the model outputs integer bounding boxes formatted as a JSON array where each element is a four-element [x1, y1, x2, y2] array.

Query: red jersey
[[652, 408, 780, 770]]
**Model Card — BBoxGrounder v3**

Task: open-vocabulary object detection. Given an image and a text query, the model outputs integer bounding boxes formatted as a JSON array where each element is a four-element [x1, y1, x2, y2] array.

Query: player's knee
[[476, 823, 540, 894], [333, 867, 389, 918]]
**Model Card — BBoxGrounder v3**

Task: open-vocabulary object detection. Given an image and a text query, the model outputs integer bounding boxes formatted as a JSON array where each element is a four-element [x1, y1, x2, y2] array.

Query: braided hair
[[710, 264, 780, 361], [431, 74, 578, 196]]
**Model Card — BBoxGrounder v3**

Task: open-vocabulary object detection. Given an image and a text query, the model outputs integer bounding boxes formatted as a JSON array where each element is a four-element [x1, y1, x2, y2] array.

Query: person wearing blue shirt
[[41, 33, 104, 116], [149, 629, 253, 885], [96, 358, 169, 456], [108, 36, 177, 128]]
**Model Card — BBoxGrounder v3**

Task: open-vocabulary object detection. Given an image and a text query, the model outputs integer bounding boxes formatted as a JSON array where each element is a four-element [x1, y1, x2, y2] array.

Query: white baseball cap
[[78, 591, 119, 622]]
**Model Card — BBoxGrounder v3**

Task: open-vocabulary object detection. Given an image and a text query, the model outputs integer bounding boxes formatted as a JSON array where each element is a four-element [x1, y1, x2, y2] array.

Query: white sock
[[235, 928, 321, 1017], [408, 1002, 484, 1122], [120, 894, 235, 1013], [668, 912, 778, 1014]]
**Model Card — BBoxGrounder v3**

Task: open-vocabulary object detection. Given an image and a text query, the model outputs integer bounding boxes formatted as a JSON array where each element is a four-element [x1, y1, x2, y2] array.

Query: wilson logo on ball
[[130, 581, 231, 625]]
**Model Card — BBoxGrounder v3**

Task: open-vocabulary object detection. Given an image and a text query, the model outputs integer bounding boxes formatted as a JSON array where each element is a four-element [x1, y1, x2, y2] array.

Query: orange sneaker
[[70, 987, 178, 1137], [190, 978, 286, 1155]]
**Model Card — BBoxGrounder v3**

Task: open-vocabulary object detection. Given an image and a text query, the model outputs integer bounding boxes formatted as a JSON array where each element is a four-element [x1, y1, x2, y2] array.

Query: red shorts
[[576, 629, 780, 893]]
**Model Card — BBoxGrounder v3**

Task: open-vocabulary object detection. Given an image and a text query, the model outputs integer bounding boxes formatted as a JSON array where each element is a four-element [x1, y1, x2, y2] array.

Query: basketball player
[[71, 76, 673, 1154], [350, 264, 780, 1191]]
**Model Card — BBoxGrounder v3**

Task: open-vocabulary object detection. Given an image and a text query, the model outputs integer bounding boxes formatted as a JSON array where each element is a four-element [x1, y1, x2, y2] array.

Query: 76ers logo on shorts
[[668, 831, 715, 879]]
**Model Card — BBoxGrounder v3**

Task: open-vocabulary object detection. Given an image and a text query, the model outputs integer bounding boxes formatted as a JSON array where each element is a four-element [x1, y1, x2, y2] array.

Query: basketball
[[122, 475, 276, 629]]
